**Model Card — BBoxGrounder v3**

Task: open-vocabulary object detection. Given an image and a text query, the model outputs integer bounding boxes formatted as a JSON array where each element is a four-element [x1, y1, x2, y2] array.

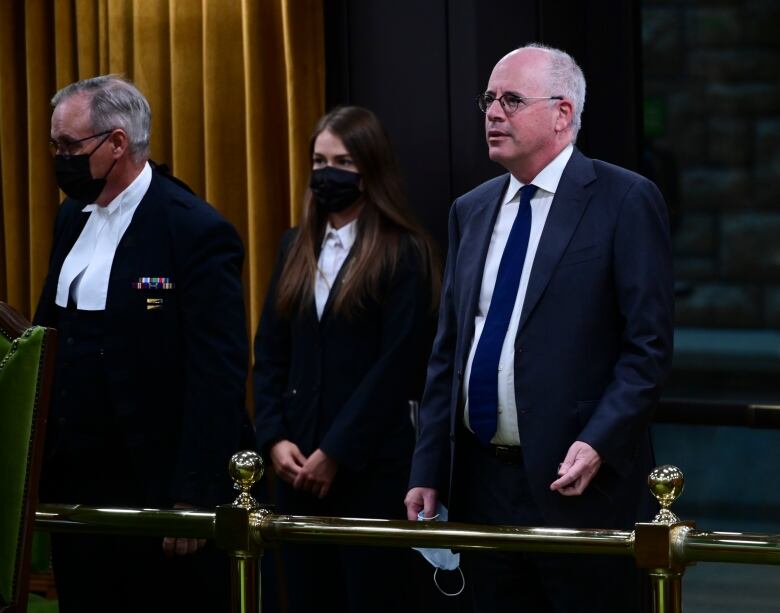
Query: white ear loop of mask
[[413, 505, 466, 597], [432, 566, 465, 597]]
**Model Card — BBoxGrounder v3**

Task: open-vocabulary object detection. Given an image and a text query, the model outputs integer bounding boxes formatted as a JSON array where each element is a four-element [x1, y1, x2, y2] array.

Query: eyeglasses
[[48, 130, 114, 158], [476, 93, 563, 115]]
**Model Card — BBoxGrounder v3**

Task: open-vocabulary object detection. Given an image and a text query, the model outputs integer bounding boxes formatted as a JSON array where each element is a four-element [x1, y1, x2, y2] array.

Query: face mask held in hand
[[412, 503, 465, 597], [309, 166, 362, 214]]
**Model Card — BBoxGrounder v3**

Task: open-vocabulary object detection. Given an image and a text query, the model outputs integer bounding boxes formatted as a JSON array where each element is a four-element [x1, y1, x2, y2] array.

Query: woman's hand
[[269, 439, 307, 484], [293, 448, 338, 499]]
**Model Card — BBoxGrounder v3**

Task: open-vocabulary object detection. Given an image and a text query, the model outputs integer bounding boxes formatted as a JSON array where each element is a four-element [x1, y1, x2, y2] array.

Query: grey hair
[[51, 75, 151, 161], [522, 43, 586, 141]]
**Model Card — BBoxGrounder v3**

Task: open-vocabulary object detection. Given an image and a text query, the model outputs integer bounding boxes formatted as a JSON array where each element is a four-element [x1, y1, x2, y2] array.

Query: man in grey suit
[[405, 44, 674, 612]]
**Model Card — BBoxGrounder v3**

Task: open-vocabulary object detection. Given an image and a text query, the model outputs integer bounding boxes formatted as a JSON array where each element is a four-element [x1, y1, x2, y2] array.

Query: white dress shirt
[[55, 162, 152, 310], [314, 219, 357, 319], [463, 144, 574, 445]]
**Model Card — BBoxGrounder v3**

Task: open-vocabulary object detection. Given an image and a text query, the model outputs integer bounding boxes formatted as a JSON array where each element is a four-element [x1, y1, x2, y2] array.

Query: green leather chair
[[0, 302, 56, 613]]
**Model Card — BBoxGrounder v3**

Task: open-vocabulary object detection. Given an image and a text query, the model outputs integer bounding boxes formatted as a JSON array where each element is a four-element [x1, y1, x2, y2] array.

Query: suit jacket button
[[66, 337, 75, 345], [449, 432, 456, 441]]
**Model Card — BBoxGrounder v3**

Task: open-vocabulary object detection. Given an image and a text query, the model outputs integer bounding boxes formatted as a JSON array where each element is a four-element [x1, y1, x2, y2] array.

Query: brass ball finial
[[648, 465, 684, 524], [229, 450, 264, 509]]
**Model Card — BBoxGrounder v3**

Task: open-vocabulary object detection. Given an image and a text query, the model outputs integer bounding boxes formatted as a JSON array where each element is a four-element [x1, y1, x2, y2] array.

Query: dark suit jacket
[[35, 169, 248, 507], [409, 147, 674, 529], [253, 229, 434, 499]]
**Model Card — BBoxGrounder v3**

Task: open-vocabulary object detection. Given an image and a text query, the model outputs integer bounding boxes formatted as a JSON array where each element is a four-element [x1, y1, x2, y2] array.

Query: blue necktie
[[468, 183, 538, 446]]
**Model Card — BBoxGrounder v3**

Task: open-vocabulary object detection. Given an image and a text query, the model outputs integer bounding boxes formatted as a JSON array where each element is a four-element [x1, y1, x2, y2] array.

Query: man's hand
[[162, 503, 207, 556], [550, 441, 602, 496], [269, 439, 307, 484], [292, 448, 338, 499], [404, 487, 438, 521]]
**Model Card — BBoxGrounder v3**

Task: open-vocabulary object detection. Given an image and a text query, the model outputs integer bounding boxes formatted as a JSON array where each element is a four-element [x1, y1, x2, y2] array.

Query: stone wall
[[643, 0, 780, 328]]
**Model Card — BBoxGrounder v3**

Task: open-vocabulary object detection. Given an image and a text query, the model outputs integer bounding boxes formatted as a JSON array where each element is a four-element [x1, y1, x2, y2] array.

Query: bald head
[[500, 44, 586, 138], [482, 44, 585, 182]]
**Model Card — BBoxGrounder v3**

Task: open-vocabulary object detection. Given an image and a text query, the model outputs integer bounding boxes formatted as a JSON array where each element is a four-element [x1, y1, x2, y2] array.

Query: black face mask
[[54, 134, 116, 204], [309, 166, 362, 214]]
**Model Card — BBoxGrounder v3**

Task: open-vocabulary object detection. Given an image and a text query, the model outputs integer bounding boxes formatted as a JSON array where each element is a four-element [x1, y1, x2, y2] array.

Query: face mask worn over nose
[[412, 503, 465, 597], [309, 166, 362, 214], [54, 134, 117, 205]]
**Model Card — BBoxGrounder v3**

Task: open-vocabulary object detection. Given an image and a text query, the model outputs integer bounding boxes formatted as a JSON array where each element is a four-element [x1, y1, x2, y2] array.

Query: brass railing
[[34, 452, 780, 613]]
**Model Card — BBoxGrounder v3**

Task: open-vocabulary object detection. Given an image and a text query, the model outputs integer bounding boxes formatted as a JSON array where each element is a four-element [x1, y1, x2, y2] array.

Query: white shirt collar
[[322, 218, 358, 251], [81, 161, 153, 215], [55, 162, 153, 310], [504, 143, 574, 203]]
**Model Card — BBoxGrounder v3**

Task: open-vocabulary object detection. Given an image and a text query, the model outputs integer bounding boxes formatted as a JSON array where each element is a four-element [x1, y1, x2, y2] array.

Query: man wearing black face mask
[[35, 75, 248, 612]]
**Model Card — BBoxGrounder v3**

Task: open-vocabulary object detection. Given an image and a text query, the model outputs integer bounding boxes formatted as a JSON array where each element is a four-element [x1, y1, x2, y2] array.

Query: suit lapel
[[50, 207, 91, 280], [38, 205, 91, 317], [517, 148, 596, 333], [319, 246, 356, 327], [457, 176, 510, 369], [105, 174, 162, 310]]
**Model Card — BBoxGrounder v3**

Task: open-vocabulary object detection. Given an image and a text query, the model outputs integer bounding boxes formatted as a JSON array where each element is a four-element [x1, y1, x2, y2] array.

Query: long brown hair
[[275, 106, 439, 318]]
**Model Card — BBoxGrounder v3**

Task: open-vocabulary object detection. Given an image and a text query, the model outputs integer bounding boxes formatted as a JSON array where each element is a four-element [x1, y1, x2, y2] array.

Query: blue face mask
[[412, 503, 465, 597]]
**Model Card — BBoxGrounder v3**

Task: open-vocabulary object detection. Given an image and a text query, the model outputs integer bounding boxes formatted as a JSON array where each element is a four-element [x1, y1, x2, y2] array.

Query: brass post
[[634, 465, 693, 613], [216, 450, 268, 613]]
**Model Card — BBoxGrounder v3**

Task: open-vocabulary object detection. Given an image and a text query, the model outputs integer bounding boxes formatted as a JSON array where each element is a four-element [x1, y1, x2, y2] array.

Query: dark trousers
[[452, 433, 647, 613], [51, 534, 228, 613], [273, 461, 415, 613], [41, 307, 229, 612]]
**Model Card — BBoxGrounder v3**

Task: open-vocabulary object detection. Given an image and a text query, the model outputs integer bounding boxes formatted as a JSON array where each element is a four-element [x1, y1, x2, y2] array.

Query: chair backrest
[[0, 302, 56, 613]]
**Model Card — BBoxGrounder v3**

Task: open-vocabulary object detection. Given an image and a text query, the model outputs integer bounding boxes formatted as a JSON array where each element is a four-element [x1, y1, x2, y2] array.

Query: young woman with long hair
[[253, 106, 439, 612]]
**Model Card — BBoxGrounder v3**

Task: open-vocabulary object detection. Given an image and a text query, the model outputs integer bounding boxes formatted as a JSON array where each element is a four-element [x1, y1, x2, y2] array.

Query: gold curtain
[[0, 0, 324, 342]]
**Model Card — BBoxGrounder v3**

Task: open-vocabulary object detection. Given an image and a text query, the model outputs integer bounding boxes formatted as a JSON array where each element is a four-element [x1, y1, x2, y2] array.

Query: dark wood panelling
[[323, 0, 642, 250]]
